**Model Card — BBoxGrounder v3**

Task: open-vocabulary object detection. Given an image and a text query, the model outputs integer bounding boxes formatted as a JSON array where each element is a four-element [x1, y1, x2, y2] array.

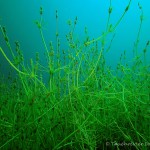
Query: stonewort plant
[[0, 0, 150, 149]]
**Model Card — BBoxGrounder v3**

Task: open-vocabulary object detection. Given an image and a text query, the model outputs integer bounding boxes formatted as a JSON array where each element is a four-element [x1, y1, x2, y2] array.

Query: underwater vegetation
[[0, 0, 150, 149]]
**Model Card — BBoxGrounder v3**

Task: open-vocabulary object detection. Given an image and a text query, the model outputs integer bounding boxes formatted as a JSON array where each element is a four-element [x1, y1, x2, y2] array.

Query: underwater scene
[[0, 0, 150, 149]]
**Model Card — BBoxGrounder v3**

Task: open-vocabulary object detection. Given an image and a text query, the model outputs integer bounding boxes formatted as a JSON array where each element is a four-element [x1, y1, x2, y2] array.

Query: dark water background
[[0, 0, 150, 78]]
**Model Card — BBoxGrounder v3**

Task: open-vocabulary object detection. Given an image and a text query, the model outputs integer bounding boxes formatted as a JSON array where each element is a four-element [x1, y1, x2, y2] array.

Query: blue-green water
[[0, 0, 150, 77]]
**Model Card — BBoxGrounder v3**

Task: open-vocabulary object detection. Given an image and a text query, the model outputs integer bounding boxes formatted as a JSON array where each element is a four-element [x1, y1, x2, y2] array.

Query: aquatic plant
[[0, 0, 150, 149]]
